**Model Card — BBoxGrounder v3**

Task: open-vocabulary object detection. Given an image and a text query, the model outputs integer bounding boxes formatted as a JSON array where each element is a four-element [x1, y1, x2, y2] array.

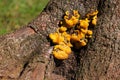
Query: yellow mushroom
[[87, 30, 93, 35], [52, 44, 72, 59], [78, 18, 90, 29], [65, 11, 69, 16], [80, 28, 88, 34], [71, 33, 80, 42], [80, 40, 87, 46], [54, 44, 71, 55], [49, 33, 64, 44], [74, 39, 87, 49], [53, 50, 68, 60], [85, 30, 93, 38], [59, 26, 67, 32], [86, 10, 98, 18], [71, 16, 79, 25], [62, 32, 71, 41], [64, 10, 79, 28], [92, 15, 97, 25], [73, 10, 80, 19], [61, 32, 73, 47], [74, 30, 85, 39], [65, 19, 74, 28]]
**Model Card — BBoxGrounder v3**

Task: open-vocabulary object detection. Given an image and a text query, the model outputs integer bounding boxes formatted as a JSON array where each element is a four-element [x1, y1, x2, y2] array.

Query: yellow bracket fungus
[[53, 50, 68, 60], [87, 10, 98, 26], [54, 44, 71, 55], [49, 10, 98, 60], [92, 15, 97, 25], [64, 10, 80, 28], [59, 26, 67, 32], [86, 10, 98, 18], [49, 33, 64, 44], [78, 18, 90, 29], [52, 44, 71, 59]]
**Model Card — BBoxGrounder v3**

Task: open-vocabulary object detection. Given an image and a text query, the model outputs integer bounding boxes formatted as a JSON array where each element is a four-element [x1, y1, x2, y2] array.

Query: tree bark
[[0, 0, 119, 80]]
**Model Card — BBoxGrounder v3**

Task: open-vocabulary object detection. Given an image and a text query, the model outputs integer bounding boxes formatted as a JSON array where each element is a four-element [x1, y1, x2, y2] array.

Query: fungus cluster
[[49, 10, 98, 60]]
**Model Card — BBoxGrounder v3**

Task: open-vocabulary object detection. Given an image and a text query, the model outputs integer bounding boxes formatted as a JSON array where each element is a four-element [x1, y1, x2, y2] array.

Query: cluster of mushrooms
[[49, 10, 98, 60]]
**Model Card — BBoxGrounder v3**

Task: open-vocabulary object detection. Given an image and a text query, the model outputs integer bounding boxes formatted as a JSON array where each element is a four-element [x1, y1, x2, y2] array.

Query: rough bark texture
[[0, 0, 120, 80]]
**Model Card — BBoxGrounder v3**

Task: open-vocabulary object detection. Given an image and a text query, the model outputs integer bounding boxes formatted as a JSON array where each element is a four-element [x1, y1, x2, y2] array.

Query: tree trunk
[[0, 0, 119, 80]]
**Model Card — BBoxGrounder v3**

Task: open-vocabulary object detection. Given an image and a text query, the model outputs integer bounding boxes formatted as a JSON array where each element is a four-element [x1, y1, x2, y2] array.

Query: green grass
[[0, 0, 49, 35]]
